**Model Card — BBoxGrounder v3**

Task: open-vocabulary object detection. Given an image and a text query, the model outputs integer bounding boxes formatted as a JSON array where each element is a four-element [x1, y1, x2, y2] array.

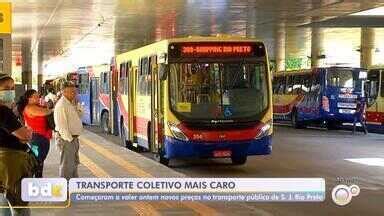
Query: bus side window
[[292, 75, 303, 94], [274, 77, 284, 94], [302, 74, 311, 93], [139, 57, 149, 96], [79, 73, 89, 94], [286, 76, 293, 94], [125, 62, 131, 95], [272, 77, 278, 94], [100, 72, 104, 94], [381, 70, 384, 97], [310, 74, 320, 93], [105, 72, 110, 94], [149, 56, 157, 95], [119, 63, 126, 94]]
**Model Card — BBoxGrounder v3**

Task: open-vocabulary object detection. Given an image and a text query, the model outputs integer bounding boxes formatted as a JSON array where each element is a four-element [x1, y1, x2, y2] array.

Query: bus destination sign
[[169, 42, 265, 59], [181, 45, 252, 55]]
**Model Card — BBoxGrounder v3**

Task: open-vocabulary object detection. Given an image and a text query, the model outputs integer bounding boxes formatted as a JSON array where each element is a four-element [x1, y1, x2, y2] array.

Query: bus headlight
[[168, 122, 189, 142], [255, 121, 272, 140]]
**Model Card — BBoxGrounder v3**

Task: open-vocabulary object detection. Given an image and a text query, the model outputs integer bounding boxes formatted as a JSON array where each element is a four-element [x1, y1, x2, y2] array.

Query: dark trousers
[[353, 115, 368, 135], [30, 133, 50, 178]]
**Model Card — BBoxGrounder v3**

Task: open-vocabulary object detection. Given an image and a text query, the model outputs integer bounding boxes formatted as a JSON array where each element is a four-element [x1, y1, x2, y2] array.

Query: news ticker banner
[[21, 178, 325, 204]]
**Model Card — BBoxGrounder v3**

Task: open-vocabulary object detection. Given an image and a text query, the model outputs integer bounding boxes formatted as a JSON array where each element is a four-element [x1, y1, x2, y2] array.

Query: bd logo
[[28, 182, 63, 197], [22, 178, 67, 202]]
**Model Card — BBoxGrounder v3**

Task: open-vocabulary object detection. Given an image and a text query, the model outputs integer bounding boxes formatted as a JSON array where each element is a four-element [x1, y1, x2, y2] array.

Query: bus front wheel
[[231, 156, 247, 165], [120, 121, 133, 149], [154, 151, 170, 166]]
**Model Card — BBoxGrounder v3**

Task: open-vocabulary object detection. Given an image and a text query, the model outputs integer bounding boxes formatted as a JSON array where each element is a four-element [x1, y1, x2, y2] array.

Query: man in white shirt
[[54, 81, 83, 179]]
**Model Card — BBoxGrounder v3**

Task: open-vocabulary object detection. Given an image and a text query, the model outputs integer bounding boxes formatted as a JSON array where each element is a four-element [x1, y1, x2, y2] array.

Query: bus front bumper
[[323, 112, 357, 123], [163, 135, 272, 159]]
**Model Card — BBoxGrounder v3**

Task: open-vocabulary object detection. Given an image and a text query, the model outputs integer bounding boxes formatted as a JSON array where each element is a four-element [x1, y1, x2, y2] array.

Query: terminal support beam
[[311, 27, 325, 67], [274, 23, 286, 72], [34, 41, 44, 89], [0, 34, 11, 75], [360, 27, 375, 69], [22, 40, 32, 89], [246, 7, 256, 38]]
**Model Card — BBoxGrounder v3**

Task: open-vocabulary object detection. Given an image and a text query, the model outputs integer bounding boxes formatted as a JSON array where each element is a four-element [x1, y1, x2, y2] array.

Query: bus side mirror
[[159, 64, 168, 80]]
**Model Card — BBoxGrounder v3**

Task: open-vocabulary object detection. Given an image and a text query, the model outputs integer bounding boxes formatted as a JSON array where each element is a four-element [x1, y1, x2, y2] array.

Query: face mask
[[0, 90, 15, 104]]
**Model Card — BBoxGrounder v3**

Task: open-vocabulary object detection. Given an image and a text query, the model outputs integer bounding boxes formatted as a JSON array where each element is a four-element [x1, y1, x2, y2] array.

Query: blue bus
[[73, 64, 111, 127], [273, 67, 368, 129]]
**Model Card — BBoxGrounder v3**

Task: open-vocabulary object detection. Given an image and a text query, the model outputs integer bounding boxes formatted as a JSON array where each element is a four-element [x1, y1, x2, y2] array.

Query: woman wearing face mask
[[0, 73, 36, 216], [17, 89, 53, 178]]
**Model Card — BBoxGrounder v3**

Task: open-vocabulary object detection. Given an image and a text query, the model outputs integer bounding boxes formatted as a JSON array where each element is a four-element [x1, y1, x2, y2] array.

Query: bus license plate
[[213, 150, 232, 158], [339, 109, 355, 114]]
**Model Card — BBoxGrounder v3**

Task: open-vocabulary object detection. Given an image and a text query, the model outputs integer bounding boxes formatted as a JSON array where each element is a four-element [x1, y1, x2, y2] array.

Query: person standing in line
[[0, 73, 36, 216], [54, 81, 83, 180], [17, 89, 53, 177], [353, 97, 368, 135]]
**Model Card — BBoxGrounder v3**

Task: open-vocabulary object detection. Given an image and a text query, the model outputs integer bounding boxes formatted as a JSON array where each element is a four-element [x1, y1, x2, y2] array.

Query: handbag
[[29, 133, 50, 162], [46, 112, 55, 130]]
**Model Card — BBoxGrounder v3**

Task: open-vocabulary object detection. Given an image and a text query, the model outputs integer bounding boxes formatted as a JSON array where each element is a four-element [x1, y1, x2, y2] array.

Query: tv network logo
[[21, 178, 67, 202]]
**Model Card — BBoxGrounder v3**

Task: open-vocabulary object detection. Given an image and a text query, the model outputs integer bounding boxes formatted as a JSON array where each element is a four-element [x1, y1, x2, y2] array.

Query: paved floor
[[170, 126, 384, 215], [29, 126, 384, 215]]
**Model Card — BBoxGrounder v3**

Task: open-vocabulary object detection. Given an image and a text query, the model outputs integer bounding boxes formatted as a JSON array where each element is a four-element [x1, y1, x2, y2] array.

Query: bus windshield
[[169, 62, 269, 121], [327, 68, 366, 89]]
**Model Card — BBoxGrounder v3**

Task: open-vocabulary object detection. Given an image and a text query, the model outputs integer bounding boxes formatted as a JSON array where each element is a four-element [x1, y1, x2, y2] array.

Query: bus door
[[367, 69, 384, 125], [90, 77, 100, 125], [110, 60, 119, 135], [133, 67, 138, 145], [150, 55, 161, 153], [379, 70, 384, 115], [78, 71, 92, 125], [300, 73, 321, 121], [127, 65, 135, 143]]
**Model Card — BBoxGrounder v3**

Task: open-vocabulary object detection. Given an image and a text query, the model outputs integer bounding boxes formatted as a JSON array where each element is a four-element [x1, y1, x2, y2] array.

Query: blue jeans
[[31, 133, 50, 178]]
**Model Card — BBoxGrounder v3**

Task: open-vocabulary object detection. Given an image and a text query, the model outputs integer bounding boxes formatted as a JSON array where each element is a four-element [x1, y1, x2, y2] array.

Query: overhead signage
[[169, 42, 266, 59], [181, 45, 253, 56], [0, 2, 11, 34]]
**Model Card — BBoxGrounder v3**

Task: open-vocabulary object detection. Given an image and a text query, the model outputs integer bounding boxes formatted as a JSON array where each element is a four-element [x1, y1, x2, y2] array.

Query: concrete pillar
[[35, 41, 44, 89], [311, 28, 325, 67], [21, 40, 32, 89], [246, 7, 256, 38], [360, 27, 375, 69], [0, 34, 11, 75], [274, 23, 286, 72]]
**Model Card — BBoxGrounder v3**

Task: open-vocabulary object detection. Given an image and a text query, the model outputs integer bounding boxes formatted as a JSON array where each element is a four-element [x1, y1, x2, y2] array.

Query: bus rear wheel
[[291, 110, 305, 129], [231, 156, 247, 165], [101, 112, 110, 133]]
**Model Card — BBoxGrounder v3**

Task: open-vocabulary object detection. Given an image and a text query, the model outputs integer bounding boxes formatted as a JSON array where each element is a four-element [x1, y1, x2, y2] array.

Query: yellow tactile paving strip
[[79, 152, 161, 216], [79, 136, 219, 216]]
